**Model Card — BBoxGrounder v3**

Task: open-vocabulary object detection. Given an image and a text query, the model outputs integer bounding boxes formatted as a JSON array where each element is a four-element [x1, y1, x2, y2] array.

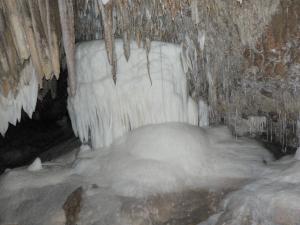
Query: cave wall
[[0, 0, 299, 149]]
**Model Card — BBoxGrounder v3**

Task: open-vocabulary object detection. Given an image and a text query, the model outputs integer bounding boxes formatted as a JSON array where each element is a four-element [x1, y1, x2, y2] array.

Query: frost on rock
[[68, 40, 199, 148], [0, 61, 38, 136]]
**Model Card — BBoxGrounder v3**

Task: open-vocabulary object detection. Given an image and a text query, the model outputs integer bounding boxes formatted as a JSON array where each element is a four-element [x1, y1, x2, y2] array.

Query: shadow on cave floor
[[0, 113, 80, 174], [260, 140, 297, 160]]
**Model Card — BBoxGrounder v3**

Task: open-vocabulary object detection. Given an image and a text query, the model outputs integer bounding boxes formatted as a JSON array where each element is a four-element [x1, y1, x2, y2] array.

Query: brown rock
[[120, 189, 235, 225], [63, 187, 83, 225], [274, 62, 286, 76]]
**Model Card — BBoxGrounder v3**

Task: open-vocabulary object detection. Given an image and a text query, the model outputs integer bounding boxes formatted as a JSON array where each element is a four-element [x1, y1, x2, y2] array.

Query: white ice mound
[[0, 61, 38, 136], [75, 123, 273, 197], [68, 40, 199, 149]]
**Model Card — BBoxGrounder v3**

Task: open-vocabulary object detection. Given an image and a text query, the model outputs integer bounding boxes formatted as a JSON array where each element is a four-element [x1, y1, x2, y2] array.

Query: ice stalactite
[[68, 40, 199, 149], [198, 99, 209, 127], [18, 0, 43, 85], [28, 0, 53, 82], [45, 0, 61, 79], [0, 60, 38, 136], [116, 0, 131, 61], [97, 0, 117, 84], [247, 116, 267, 135], [2, 0, 30, 63], [58, 0, 76, 96]]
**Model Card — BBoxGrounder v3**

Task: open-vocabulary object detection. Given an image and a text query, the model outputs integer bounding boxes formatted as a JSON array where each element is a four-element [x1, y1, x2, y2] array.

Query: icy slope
[[0, 61, 38, 136], [68, 40, 199, 148]]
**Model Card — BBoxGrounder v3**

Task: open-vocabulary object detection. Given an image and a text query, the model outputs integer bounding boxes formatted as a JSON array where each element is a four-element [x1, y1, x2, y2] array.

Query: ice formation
[[0, 61, 38, 136], [247, 116, 267, 135], [198, 99, 209, 127], [68, 40, 199, 148], [27, 157, 42, 172]]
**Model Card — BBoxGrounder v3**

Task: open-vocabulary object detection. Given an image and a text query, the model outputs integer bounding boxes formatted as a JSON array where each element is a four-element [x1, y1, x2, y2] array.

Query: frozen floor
[[0, 123, 299, 225]]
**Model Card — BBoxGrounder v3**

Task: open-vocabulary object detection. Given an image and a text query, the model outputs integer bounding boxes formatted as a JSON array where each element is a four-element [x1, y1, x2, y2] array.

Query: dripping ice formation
[[68, 40, 199, 148], [0, 61, 38, 136]]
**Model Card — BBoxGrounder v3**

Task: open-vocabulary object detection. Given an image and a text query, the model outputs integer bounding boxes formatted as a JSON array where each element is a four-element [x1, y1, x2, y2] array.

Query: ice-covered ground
[[0, 123, 278, 225], [200, 154, 300, 225]]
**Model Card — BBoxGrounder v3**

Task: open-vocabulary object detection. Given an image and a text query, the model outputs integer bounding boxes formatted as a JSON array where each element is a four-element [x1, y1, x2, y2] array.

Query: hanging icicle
[[145, 37, 152, 85], [116, 0, 131, 61], [28, 0, 53, 80], [18, 0, 43, 85], [45, 0, 61, 79], [58, 0, 76, 96], [2, 0, 30, 62], [97, 0, 117, 84]]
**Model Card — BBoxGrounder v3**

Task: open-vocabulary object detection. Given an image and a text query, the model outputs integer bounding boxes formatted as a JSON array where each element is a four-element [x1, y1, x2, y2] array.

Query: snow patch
[[68, 40, 198, 149]]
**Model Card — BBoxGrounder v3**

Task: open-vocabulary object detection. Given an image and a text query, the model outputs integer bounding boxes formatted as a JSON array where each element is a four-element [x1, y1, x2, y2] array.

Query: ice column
[[68, 40, 199, 149]]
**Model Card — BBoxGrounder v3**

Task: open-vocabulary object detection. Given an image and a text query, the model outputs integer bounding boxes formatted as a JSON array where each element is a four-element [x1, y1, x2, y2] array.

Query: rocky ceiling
[[0, 0, 299, 148]]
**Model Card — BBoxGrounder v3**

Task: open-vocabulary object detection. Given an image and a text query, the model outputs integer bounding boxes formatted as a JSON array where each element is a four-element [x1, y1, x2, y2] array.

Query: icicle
[[198, 99, 209, 127], [0, 2, 20, 90], [28, 0, 53, 80], [58, 0, 76, 96], [45, 0, 61, 79], [116, 0, 131, 61], [191, 0, 199, 24], [18, 0, 44, 85], [97, 0, 117, 84], [248, 116, 267, 135], [145, 37, 152, 85], [198, 30, 206, 52], [0, 60, 38, 136], [2, 0, 30, 62]]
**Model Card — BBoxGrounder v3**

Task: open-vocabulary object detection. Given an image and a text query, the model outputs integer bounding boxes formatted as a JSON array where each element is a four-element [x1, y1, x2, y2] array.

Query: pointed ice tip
[[28, 157, 42, 172]]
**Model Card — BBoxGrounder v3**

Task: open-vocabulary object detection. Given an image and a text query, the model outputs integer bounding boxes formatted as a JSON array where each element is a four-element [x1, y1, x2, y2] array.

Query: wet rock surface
[[63, 187, 83, 225]]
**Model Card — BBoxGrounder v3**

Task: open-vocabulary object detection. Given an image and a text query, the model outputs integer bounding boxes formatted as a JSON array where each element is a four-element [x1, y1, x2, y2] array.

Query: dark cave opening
[[0, 70, 79, 173]]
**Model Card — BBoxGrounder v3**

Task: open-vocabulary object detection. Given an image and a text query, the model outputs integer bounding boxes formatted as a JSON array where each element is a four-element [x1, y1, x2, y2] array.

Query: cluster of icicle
[[0, 61, 38, 136], [68, 40, 199, 149], [0, 0, 61, 91]]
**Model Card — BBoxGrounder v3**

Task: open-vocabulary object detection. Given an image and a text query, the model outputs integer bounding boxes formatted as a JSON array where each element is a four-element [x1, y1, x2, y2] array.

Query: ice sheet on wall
[[68, 40, 199, 148]]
